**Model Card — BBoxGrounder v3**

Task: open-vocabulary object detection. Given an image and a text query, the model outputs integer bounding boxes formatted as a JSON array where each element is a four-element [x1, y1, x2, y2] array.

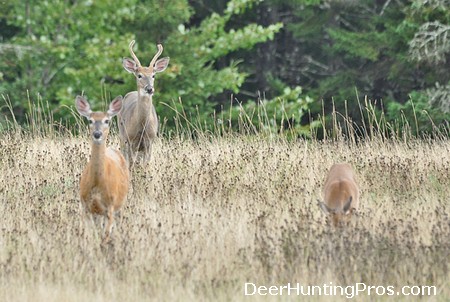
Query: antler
[[129, 40, 142, 67], [149, 44, 163, 67]]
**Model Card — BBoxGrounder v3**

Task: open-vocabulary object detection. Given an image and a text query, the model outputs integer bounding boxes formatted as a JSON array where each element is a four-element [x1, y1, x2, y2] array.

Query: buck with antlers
[[119, 40, 170, 166], [76, 95, 130, 245], [318, 163, 360, 226]]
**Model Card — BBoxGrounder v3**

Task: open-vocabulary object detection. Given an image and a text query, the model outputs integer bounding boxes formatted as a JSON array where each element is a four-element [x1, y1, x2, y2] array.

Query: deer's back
[[323, 163, 359, 209]]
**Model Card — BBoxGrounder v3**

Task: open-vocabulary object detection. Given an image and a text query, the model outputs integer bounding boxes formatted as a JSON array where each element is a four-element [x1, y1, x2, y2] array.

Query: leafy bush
[[0, 0, 282, 130]]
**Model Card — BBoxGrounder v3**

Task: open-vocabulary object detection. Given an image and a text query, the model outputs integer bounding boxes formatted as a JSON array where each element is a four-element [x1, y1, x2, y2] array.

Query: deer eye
[[104, 119, 110, 124], [89, 119, 95, 124], [137, 74, 143, 79]]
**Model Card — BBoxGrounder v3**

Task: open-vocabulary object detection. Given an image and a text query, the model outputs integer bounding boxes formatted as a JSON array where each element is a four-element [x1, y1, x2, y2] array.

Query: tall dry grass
[[0, 97, 449, 301]]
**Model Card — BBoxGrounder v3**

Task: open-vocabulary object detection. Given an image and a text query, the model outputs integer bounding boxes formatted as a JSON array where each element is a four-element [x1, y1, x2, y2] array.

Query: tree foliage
[[0, 0, 281, 129], [0, 0, 449, 136], [231, 0, 450, 135], [160, 0, 282, 128]]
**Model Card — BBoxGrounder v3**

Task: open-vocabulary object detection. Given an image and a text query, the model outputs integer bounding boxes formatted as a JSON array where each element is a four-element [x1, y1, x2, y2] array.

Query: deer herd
[[77, 40, 168, 245], [76, 40, 360, 245]]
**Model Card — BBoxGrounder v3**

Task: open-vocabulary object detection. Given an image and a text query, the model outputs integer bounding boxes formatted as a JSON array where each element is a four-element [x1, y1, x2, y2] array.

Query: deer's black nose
[[93, 131, 102, 139], [144, 85, 154, 94]]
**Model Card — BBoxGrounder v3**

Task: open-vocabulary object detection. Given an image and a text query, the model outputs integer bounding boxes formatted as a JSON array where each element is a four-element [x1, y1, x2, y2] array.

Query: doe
[[76, 95, 130, 244], [318, 163, 359, 226], [119, 40, 170, 166]]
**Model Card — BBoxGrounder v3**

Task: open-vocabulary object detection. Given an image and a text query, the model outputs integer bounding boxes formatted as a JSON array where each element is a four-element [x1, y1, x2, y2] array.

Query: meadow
[[0, 116, 449, 301]]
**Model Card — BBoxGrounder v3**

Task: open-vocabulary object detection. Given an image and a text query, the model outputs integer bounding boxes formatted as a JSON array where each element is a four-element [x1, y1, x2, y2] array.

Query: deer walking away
[[318, 163, 360, 226], [119, 40, 170, 166], [76, 95, 130, 245]]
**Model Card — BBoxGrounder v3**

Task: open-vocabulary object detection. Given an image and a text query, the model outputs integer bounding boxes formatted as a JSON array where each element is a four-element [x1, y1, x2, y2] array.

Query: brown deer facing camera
[[119, 40, 170, 166], [76, 95, 130, 245]]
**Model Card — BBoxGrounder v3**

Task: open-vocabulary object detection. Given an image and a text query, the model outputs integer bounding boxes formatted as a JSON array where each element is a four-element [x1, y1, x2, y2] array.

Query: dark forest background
[[1, 0, 449, 136]]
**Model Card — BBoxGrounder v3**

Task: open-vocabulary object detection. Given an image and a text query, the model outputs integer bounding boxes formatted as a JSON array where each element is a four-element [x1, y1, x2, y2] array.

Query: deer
[[119, 40, 170, 166], [318, 163, 360, 226], [76, 95, 130, 245]]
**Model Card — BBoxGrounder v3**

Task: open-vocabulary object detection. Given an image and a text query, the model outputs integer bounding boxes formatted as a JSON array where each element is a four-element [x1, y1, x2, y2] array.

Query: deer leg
[[80, 203, 93, 238], [139, 141, 151, 164], [146, 142, 152, 162], [124, 143, 139, 170], [120, 139, 133, 167], [102, 206, 115, 244], [125, 142, 132, 164]]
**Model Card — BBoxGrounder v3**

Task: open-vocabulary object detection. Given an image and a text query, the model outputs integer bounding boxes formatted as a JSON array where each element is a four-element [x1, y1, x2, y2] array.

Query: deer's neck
[[136, 91, 155, 122], [89, 142, 107, 182]]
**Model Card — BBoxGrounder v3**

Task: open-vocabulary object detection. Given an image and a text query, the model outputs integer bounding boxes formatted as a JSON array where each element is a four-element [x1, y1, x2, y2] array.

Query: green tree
[[236, 0, 449, 135], [405, 0, 450, 117], [0, 0, 282, 132], [0, 0, 141, 123], [153, 0, 283, 131]]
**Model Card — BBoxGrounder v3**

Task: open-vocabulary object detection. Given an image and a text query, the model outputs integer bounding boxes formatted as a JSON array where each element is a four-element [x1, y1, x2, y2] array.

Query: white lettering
[[345, 285, 355, 299], [288, 283, 301, 295], [333, 285, 344, 296], [279, 285, 288, 296], [268, 286, 278, 295], [410, 286, 420, 296], [375, 286, 386, 295], [311, 285, 322, 295], [299, 283, 310, 296], [243, 282, 437, 297], [244, 283, 256, 295], [356, 282, 366, 295], [367, 285, 377, 295], [258, 285, 268, 295], [422, 285, 437, 296]]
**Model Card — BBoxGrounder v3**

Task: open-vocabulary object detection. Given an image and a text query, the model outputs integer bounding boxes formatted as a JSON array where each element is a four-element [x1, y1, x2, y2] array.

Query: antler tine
[[129, 40, 142, 67], [149, 44, 163, 67]]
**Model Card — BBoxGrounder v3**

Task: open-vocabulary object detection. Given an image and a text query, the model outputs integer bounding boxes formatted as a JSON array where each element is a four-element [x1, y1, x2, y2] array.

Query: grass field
[[0, 128, 449, 301]]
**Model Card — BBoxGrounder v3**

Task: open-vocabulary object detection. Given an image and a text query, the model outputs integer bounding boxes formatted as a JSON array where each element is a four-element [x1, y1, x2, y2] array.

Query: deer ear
[[318, 200, 332, 214], [154, 57, 169, 73], [75, 95, 92, 118], [343, 196, 353, 213], [107, 96, 123, 117], [122, 58, 138, 73]]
